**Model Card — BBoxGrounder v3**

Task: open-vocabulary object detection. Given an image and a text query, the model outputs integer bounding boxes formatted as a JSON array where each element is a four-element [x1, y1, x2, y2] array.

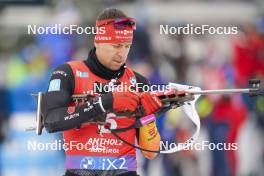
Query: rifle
[[26, 79, 262, 136]]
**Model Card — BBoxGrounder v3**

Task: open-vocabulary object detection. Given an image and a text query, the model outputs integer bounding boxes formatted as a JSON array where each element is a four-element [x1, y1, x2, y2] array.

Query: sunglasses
[[96, 18, 136, 30]]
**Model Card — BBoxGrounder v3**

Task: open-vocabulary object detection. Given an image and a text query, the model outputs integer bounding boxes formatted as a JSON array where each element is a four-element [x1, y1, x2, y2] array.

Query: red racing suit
[[64, 61, 138, 171]]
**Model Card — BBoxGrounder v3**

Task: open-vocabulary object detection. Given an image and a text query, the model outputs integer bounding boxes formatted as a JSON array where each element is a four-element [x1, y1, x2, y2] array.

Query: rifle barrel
[[185, 88, 257, 95]]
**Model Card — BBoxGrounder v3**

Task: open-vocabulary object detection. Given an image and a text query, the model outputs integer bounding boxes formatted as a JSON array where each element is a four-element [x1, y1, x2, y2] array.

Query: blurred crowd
[[133, 16, 264, 176], [0, 1, 264, 176]]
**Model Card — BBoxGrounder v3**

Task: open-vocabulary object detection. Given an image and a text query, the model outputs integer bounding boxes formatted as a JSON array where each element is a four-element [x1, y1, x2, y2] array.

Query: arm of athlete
[[43, 63, 139, 133], [134, 72, 162, 159]]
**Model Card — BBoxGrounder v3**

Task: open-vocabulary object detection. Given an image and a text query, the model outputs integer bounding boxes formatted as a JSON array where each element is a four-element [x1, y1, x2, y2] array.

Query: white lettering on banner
[[28, 25, 37, 34], [95, 36, 112, 40], [28, 24, 105, 35], [102, 157, 127, 170], [160, 141, 238, 151], [52, 70, 67, 77], [86, 146, 120, 154], [83, 104, 94, 112], [64, 113, 79, 120], [119, 158, 127, 169], [87, 138, 123, 147], [85, 138, 123, 154], [66, 140, 120, 153], [115, 30, 133, 35], [107, 158, 117, 169], [160, 24, 238, 35]]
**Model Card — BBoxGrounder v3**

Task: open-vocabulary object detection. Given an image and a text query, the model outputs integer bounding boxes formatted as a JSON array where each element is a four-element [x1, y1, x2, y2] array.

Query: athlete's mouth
[[113, 59, 123, 64]]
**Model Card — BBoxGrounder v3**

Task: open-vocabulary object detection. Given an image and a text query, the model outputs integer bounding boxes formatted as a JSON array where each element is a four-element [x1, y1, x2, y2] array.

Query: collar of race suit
[[85, 47, 126, 80]]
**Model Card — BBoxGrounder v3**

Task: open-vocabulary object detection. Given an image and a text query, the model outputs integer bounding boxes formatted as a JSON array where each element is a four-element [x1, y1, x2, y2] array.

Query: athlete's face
[[94, 43, 131, 71]]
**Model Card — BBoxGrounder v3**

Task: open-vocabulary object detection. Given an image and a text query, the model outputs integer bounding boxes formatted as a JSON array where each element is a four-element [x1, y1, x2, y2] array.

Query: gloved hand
[[113, 91, 140, 112], [140, 92, 163, 116], [101, 91, 140, 113]]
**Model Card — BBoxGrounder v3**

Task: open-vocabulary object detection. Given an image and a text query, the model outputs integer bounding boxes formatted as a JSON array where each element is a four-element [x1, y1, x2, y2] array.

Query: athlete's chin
[[109, 63, 123, 71], [108, 65, 121, 71]]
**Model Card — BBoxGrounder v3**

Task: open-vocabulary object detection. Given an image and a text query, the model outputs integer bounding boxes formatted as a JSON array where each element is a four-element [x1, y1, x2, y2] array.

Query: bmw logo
[[80, 157, 96, 169]]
